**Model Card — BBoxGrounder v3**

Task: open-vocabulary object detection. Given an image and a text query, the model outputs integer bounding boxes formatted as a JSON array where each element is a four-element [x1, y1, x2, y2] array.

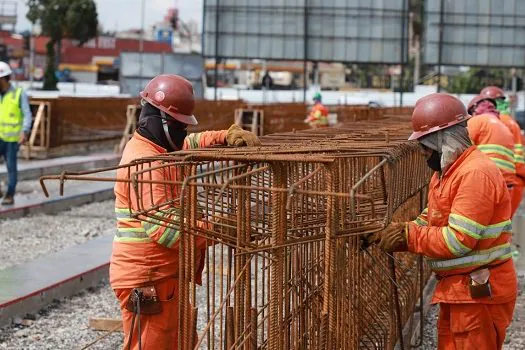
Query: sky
[[15, 0, 203, 33]]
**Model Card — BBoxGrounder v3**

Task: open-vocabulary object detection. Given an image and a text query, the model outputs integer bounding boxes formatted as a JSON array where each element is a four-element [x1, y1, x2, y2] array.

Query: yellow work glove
[[226, 124, 262, 147], [368, 222, 408, 252]]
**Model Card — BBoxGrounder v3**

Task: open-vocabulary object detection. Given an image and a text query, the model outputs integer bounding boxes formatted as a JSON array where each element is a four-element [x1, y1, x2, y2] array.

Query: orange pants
[[511, 184, 524, 217], [437, 300, 515, 350], [114, 279, 183, 350]]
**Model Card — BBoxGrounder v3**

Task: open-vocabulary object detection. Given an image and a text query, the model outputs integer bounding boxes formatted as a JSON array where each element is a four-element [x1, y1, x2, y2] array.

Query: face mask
[[496, 99, 511, 115], [137, 103, 188, 152], [427, 150, 442, 172]]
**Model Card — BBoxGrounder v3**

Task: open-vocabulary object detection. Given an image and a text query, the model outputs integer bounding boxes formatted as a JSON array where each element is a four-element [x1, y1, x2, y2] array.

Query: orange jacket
[[306, 103, 329, 126], [407, 147, 517, 304], [468, 114, 517, 186], [499, 113, 525, 184], [110, 130, 227, 289]]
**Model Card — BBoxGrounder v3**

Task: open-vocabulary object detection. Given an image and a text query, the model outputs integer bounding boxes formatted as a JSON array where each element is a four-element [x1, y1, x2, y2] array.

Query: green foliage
[[26, 0, 98, 90], [446, 68, 506, 94], [43, 41, 57, 90]]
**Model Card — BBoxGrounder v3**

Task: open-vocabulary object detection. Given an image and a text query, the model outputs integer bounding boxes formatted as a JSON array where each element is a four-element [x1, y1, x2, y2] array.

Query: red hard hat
[[480, 86, 505, 100], [140, 74, 198, 125], [467, 95, 496, 114], [408, 93, 470, 141]]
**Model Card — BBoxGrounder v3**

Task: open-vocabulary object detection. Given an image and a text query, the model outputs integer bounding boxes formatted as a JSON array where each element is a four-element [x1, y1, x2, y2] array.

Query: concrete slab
[[0, 235, 112, 327], [0, 152, 119, 182]]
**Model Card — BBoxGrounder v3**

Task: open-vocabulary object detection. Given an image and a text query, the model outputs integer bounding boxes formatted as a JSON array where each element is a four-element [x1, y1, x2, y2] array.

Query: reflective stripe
[[115, 229, 150, 239], [114, 229, 152, 243], [185, 133, 202, 149], [158, 227, 180, 248], [515, 144, 523, 150], [484, 221, 512, 238], [448, 214, 511, 240], [442, 226, 472, 256], [422, 208, 428, 214], [413, 217, 428, 226], [489, 157, 516, 172], [428, 244, 512, 270], [515, 154, 525, 164], [448, 214, 483, 239], [477, 144, 515, 159], [113, 236, 153, 243]]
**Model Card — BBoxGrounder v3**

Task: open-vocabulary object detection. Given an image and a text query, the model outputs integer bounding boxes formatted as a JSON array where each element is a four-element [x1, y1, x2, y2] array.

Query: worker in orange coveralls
[[304, 92, 329, 128], [480, 86, 525, 214], [467, 95, 519, 215], [371, 93, 517, 350], [111, 74, 261, 350]]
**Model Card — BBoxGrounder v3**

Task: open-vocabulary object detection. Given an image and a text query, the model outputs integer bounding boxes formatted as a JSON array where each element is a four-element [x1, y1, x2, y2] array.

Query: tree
[[26, 0, 98, 90]]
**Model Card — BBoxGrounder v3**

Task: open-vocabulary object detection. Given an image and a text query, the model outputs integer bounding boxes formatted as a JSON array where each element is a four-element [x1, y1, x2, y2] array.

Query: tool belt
[[125, 286, 162, 315], [435, 259, 509, 299], [125, 285, 163, 350]]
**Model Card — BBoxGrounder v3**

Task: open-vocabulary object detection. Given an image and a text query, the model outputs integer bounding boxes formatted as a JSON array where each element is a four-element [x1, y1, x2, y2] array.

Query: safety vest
[[0, 87, 23, 142], [408, 146, 517, 303]]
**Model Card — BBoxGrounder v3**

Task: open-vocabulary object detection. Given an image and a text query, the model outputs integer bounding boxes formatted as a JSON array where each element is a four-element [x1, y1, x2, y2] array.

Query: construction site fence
[[25, 96, 413, 151]]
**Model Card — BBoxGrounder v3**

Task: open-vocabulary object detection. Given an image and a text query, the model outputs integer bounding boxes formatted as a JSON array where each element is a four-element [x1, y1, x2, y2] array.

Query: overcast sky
[[15, 0, 203, 33]]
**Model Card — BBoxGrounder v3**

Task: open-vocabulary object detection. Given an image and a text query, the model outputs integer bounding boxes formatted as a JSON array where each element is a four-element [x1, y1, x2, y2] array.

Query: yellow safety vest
[[0, 88, 23, 142]]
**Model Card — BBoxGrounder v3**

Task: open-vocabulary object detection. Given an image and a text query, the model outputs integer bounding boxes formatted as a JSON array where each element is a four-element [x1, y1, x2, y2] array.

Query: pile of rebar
[[41, 122, 432, 349]]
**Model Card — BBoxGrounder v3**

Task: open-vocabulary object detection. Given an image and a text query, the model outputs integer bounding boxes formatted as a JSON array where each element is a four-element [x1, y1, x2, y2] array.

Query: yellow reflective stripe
[[422, 208, 428, 214], [448, 213, 484, 239], [158, 227, 180, 248], [113, 236, 153, 243], [515, 144, 523, 151], [413, 217, 428, 226], [515, 154, 525, 164], [489, 157, 516, 172], [428, 244, 512, 270], [118, 227, 146, 233], [185, 133, 202, 149], [484, 220, 512, 238], [477, 144, 514, 159], [442, 226, 472, 257]]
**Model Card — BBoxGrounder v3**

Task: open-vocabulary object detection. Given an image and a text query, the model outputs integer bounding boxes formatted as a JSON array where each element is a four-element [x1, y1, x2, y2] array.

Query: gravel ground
[[421, 275, 525, 349], [0, 281, 123, 350], [0, 199, 114, 270]]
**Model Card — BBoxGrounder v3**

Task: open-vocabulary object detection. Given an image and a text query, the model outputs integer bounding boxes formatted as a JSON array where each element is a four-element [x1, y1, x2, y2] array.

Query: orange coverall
[[499, 113, 525, 214], [111, 130, 227, 350], [408, 146, 517, 349], [468, 114, 517, 197], [305, 103, 329, 128]]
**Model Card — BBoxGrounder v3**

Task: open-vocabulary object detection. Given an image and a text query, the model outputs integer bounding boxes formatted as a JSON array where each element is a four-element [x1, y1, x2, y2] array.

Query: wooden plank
[[88, 318, 123, 332]]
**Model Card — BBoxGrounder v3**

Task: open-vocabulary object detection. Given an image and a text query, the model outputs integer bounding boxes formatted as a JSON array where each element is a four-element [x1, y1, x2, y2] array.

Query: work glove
[[367, 222, 408, 252], [226, 124, 262, 147]]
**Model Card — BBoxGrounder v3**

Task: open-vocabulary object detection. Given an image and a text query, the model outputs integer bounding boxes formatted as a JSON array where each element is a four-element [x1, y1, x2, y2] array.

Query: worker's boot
[[2, 195, 14, 205]]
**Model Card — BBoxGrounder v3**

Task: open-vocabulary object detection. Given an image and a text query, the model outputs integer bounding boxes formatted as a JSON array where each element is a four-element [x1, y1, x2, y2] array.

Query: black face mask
[[136, 103, 187, 152], [427, 150, 442, 172]]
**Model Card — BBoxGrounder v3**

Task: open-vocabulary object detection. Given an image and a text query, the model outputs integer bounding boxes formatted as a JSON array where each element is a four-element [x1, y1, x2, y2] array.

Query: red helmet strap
[[161, 111, 179, 151]]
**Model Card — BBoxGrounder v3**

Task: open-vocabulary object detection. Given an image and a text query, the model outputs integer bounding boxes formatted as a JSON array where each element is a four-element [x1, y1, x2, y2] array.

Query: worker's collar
[[440, 146, 476, 178], [133, 131, 167, 153]]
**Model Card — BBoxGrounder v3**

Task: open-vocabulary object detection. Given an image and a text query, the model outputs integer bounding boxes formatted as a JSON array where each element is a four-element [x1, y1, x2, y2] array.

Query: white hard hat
[[0, 62, 12, 78]]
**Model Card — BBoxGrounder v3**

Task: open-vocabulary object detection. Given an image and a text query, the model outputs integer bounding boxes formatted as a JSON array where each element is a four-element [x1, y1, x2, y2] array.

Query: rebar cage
[[40, 123, 432, 350]]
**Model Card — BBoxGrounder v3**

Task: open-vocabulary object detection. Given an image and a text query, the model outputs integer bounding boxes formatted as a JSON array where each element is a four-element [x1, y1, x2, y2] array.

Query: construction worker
[[0, 61, 32, 205], [304, 92, 329, 128], [480, 86, 525, 213], [111, 74, 261, 350], [467, 95, 518, 214], [371, 93, 517, 350]]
